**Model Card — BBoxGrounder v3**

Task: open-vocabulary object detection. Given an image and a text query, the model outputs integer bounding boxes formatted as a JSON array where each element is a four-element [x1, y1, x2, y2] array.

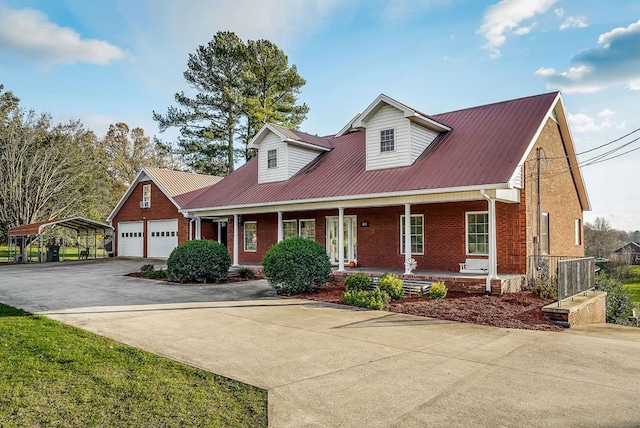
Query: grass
[[0, 244, 107, 262], [621, 265, 640, 304], [0, 303, 267, 427]]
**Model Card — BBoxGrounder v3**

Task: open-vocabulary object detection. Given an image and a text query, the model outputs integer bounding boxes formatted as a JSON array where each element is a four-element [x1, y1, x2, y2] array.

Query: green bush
[[429, 281, 448, 300], [595, 277, 635, 325], [237, 267, 255, 279], [378, 273, 404, 300], [262, 237, 331, 294], [342, 289, 390, 310], [344, 272, 371, 291], [167, 240, 231, 283], [141, 264, 155, 275], [531, 277, 558, 299]]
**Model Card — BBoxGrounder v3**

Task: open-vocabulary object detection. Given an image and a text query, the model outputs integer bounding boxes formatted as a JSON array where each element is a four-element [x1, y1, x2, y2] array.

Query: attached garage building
[[107, 168, 222, 259]]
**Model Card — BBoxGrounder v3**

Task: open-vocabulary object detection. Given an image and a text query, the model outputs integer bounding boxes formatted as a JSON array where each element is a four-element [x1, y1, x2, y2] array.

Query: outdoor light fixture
[[360, 221, 369, 227]]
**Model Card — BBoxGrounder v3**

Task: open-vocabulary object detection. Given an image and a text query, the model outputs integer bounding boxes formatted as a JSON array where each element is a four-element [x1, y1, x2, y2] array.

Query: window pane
[[283, 220, 297, 239], [299, 220, 315, 240], [467, 212, 489, 255], [401, 215, 424, 254], [380, 129, 395, 152], [267, 149, 277, 169], [244, 222, 257, 252]]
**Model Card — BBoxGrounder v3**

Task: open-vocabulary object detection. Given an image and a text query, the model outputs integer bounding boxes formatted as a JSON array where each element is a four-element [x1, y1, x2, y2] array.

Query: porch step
[[369, 277, 432, 296]]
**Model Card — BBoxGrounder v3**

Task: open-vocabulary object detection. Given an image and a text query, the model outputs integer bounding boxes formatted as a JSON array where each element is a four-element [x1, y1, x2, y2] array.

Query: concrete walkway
[[1, 259, 640, 426]]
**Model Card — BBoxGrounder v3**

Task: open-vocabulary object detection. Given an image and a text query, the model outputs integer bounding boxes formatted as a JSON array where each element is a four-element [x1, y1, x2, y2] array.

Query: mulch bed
[[125, 272, 263, 283], [298, 284, 562, 331]]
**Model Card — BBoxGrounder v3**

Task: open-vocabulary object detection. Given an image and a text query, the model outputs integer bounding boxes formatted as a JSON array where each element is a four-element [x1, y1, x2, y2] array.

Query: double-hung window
[[380, 129, 395, 152], [466, 212, 489, 255], [142, 184, 151, 207], [400, 214, 424, 254], [299, 219, 315, 240], [541, 212, 549, 254], [283, 220, 297, 239], [244, 221, 257, 252], [267, 149, 277, 169]]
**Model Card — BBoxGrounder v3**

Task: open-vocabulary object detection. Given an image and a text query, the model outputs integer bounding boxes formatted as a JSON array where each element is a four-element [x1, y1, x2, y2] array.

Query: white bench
[[459, 258, 489, 274]]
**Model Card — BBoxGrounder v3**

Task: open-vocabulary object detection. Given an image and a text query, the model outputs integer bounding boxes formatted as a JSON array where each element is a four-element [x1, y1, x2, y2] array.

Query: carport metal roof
[[8, 216, 114, 237]]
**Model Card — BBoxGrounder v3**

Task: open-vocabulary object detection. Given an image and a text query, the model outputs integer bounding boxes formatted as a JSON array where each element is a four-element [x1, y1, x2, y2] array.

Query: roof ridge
[[433, 91, 560, 117]]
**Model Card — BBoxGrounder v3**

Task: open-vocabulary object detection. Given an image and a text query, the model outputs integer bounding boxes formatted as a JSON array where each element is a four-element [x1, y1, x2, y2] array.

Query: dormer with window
[[248, 123, 332, 184], [346, 94, 451, 171]]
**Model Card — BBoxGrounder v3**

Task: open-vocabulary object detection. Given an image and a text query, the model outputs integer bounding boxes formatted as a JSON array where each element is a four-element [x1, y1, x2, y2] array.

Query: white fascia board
[[180, 182, 513, 216], [515, 92, 562, 169], [247, 124, 285, 149], [284, 139, 331, 152], [336, 113, 362, 137], [407, 114, 451, 132]]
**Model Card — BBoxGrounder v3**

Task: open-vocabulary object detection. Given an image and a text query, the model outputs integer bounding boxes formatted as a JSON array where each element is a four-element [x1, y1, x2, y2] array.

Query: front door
[[326, 216, 357, 265]]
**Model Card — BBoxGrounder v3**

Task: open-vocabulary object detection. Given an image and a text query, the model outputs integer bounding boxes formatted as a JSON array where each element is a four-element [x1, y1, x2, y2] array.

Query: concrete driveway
[[1, 259, 640, 427]]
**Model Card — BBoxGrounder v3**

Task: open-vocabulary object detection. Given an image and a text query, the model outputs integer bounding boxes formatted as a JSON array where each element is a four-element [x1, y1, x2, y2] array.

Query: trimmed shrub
[[237, 267, 255, 279], [342, 289, 390, 310], [378, 273, 404, 300], [595, 277, 635, 325], [141, 264, 155, 274], [167, 240, 231, 283], [262, 237, 331, 294], [344, 272, 371, 291], [531, 277, 558, 299], [429, 281, 448, 300]]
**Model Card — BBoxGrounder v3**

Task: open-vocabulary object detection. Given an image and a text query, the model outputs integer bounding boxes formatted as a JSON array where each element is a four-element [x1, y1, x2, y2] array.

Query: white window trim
[[466, 211, 489, 256], [400, 214, 424, 255], [283, 219, 297, 239], [243, 221, 257, 252], [541, 212, 550, 255], [299, 218, 316, 240], [142, 184, 151, 206], [380, 128, 396, 153], [575, 218, 581, 246], [267, 149, 277, 169]]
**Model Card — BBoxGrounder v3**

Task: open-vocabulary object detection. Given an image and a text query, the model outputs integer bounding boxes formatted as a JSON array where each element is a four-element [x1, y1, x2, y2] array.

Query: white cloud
[[568, 108, 624, 133], [0, 7, 126, 65], [536, 19, 640, 92], [554, 8, 564, 17], [513, 23, 536, 36], [478, 0, 558, 58], [560, 16, 588, 30]]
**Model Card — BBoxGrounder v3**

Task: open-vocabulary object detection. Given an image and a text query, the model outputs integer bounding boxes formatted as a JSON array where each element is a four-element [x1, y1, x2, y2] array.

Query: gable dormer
[[248, 123, 332, 184], [349, 94, 451, 171]]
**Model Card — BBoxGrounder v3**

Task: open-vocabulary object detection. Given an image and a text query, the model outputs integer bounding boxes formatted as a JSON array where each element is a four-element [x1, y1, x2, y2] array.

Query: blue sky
[[1, 0, 639, 230]]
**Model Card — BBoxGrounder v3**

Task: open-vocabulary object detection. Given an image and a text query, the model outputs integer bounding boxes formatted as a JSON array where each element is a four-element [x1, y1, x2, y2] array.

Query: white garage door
[[117, 221, 144, 257], [147, 219, 178, 258]]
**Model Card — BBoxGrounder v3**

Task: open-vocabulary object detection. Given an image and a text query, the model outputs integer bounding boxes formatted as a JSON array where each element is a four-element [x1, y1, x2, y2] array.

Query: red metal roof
[[183, 92, 559, 210], [8, 217, 114, 237]]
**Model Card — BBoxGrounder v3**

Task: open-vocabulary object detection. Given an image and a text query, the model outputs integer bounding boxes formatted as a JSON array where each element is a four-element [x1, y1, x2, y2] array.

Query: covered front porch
[[188, 187, 524, 294]]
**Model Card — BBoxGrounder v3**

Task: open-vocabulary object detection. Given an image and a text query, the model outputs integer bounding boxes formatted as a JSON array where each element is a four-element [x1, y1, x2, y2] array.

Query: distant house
[[107, 168, 222, 258], [613, 242, 640, 264], [178, 92, 590, 293]]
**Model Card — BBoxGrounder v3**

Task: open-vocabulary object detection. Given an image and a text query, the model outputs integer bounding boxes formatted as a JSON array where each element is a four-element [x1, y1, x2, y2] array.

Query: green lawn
[[0, 245, 107, 262], [622, 265, 640, 304], [0, 303, 267, 427]]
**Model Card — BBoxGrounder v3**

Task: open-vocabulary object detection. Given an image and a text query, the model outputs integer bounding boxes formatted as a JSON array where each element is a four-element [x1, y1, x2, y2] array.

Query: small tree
[[263, 237, 331, 294], [167, 240, 231, 283]]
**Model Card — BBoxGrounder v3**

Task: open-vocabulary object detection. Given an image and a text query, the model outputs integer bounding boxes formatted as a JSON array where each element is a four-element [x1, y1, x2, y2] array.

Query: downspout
[[481, 189, 498, 295]]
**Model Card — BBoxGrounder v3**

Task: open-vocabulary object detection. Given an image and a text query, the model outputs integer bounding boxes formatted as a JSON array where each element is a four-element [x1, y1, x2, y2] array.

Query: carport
[[7, 217, 114, 263]]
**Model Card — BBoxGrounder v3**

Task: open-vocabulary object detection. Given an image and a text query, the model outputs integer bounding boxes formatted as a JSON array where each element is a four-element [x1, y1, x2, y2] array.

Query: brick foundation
[[542, 291, 606, 327]]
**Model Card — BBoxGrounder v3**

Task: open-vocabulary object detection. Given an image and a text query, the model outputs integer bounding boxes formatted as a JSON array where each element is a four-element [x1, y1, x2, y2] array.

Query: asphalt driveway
[[1, 259, 640, 427]]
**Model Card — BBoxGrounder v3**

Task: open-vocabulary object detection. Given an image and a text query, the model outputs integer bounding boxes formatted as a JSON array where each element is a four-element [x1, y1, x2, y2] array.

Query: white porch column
[[195, 218, 202, 240], [189, 219, 194, 240], [404, 203, 412, 274], [217, 222, 222, 244], [233, 214, 239, 267], [277, 211, 284, 242], [482, 190, 498, 294], [338, 207, 345, 271]]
